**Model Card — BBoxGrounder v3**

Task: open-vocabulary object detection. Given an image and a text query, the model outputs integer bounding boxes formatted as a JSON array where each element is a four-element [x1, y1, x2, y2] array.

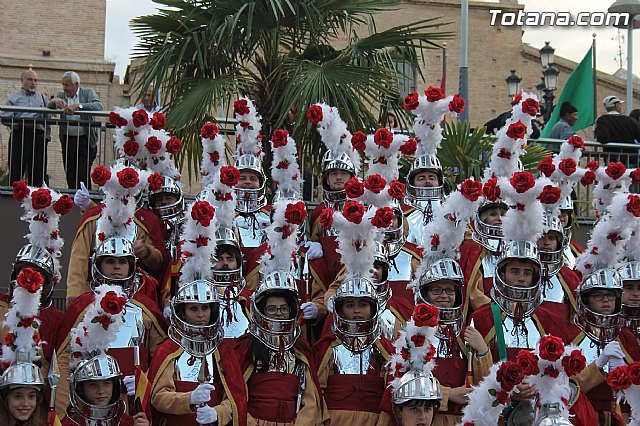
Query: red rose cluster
[[306, 105, 323, 124], [284, 202, 307, 225], [17, 267, 44, 293], [100, 290, 127, 316], [412, 303, 439, 328], [607, 362, 640, 392]]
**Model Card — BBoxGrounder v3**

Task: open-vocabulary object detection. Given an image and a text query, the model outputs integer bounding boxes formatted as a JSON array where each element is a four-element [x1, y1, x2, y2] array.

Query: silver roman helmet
[[69, 354, 125, 424], [384, 203, 406, 259], [148, 175, 185, 220], [472, 200, 508, 253], [321, 150, 356, 204], [11, 244, 56, 308], [169, 279, 224, 357], [405, 154, 443, 205], [248, 270, 301, 351], [234, 154, 267, 213], [0, 351, 45, 391], [539, 212, 564, 279], [574, 267, 623, 345], [617, 261, 640, 336], [212, 226, 245, 296], [90, 237, 137, 298], [392, 370, 443, 406], [373, 242, 391, 310], [492, 240, 543, 317], [415, 258, 464, 338], [333, 275, 381, 352]]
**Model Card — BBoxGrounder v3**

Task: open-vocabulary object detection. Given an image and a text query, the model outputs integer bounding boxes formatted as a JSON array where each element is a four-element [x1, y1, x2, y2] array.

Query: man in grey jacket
[[48, 71, 103, 189], [549, 102, 578, 140]]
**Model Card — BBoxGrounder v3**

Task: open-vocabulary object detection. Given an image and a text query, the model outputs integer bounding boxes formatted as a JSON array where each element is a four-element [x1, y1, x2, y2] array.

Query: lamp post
[[538, 42, 560, 124], [608, 0, 640, 113], [505, 70, 522, 98]]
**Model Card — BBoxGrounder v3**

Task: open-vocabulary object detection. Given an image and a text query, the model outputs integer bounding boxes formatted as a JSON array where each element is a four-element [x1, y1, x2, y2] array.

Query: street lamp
[[543, 64, 559, 91], [608, 0, 640, 113], [539, 42, 555, 68], [536, 77, 546, 101], [506, 70, 522, 98], [538, 42, 559, 125]]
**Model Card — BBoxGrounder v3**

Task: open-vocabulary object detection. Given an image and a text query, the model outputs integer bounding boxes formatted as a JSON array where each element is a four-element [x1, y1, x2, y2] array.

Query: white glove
[[163, 306, 172, 319], [74, 181, 91, 210], [196, 405, 218, 424], [123, 375, 135, 397], [596, 341, 625, 369], [327, 296, 334, 314], [304, 241, 323, 260], [301, 302, 319, 320], [609, 356, 627, 369], [189, 383, 215, 406]]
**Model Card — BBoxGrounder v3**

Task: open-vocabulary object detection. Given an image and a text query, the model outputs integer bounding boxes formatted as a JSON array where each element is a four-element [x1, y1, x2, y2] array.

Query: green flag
[[540, 46, 594, 138]]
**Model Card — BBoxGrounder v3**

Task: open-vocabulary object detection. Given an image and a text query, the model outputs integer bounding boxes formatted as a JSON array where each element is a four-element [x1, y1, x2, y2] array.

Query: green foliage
[[131, 0, 452, 179]]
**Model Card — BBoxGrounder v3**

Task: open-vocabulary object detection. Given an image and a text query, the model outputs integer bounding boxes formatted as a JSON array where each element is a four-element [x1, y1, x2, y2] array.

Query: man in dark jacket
[[594, 95, 640, 165]]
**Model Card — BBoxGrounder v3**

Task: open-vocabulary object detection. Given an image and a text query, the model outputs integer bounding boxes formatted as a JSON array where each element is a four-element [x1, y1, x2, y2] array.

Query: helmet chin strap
[[510, 301, 528, 347]]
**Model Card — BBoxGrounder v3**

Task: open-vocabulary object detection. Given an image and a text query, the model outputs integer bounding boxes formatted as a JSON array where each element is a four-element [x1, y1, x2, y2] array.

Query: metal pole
[[627, 22, 634, 113], [592, 34, 598, 123], [459, 0, 469, 122]]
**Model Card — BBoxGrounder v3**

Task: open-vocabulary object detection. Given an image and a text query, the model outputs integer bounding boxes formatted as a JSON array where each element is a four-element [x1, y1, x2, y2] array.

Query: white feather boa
[[259, 199, 305, 276], [178, 198, 219, 285], [234, 97, 264, 159], [309, 103, 360, 173], [270, 131, 302, 194]]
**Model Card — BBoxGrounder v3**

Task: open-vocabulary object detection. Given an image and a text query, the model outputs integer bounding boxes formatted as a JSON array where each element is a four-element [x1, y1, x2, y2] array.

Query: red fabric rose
[[586, 160, 600, 171], [411, 334, 426, 347], [581, 170, 596, 187], [132, 109, 149, 128], [91, 166, 111, 187], [342, 200, 365, 224], [630, 169, 640, 185], [100, 290, 127, 315], [364, 174, 387, 194], [123, 140, 140, 157], [628, 362, 640, 385], [166, 136, 183, 154], [538, 185, 561, 205], [430, 234, 440, 247], [388, 181, 406, 200], [345, 177, 365, 198], [425, 86, 445, 102], [460, 179, 483, 202], [607, 365, 632, 392], [195, 236, 209, 247], [497, 148, 512, 159], [17, 268, 43, 293], [53, 195, 74, 215], [117, 168, 140, 189], [272, 129, 289, 148], [201, 122, 220, 139], [145, 136, 162, 154], [512, 93, 523, 104], [209, 152, 220, 163], [234, 99, 250, 116], [558, 158, 577, 176], [12, 180, 30, 201], [506, 121, 527, 140], [109, 112, 127, 127], [31, 188, 52, 210], [562, 349, 587, 377], [544, 365, 560, 378], [412, 303, 439, 327], [515, 350, 540, 376], [276, 160, 289, 170], [306, 105, 323, 124], [149, 112, 166, 130], [18, 316, 36, 328], [483, 177, 501, 202], [403, 92, 420, 111], [449, 94, 465, 113], [371, 206, 394, 228], [567, 135, 585, 150], [537, 157, 556, 177], [627, 194, 640, 217], [319, 208, 334, 230], [496, 361, 524, 392], [521, 98, 539, 116], [509, 171, 535, 193], [220, 165, 241, 187], [284, 201, 308, 225], [538, 335, 565, 362], [148, 172, 164, 192], [399, 138, 417, 155], [606, 162, 626, 180], [374, 128, 394, 149], [191, 200, 215, 227], [4, 332, 15, 346], [351, 131, 367, 151]]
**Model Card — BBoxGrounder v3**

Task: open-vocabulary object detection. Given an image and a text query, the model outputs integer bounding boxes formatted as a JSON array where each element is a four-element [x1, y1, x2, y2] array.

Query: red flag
[[48, 407, 62, 426], [135, 365, 152, 420]]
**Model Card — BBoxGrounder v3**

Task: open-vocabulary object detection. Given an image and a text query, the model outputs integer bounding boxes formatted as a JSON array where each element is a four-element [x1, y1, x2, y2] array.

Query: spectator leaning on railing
[[594, 96, 640, 165], [1, 68, 50, 186], [47, 71, 103, 190]]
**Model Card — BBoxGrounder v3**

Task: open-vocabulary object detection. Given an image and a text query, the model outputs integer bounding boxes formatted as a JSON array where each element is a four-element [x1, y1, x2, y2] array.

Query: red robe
[[148, 338, 248, 426], [61, 413, 134, 426], [458, 240, 493, 320], [39, 305, 65, 363]]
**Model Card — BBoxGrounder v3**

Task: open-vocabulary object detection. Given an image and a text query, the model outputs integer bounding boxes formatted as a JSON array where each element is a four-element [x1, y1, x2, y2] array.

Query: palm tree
[[131, 0, 452, 178]]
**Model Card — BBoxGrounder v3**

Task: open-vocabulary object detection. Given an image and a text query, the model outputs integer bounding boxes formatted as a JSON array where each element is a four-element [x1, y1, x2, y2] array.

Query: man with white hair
[[48, 71, 103, 189]]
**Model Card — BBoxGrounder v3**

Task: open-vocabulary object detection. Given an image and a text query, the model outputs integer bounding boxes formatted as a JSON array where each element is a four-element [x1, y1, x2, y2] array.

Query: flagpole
[[441, 42, 447, 93], [592, 33, 597, 124]]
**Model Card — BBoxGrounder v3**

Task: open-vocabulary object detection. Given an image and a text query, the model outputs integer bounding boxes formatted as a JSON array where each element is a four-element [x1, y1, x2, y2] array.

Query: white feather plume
[[234, 97, 264, 159], [178, 199, 219, 285], [309, 103, 360, 173]]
